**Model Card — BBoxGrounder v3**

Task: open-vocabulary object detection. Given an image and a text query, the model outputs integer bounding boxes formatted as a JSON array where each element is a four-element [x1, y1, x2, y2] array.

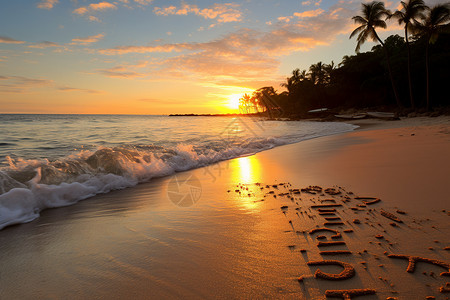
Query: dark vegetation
[[239, 1, 450, 118]]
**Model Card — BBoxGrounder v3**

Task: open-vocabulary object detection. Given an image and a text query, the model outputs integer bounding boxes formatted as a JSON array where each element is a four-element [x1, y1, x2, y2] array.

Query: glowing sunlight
[[227, 94, 243, 110], [235, 155, 262, 184]]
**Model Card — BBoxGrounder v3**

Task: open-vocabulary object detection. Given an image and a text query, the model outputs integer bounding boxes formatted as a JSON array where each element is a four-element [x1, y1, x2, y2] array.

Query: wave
[[0, 122, 358, 230], [0, 138, 284, 229]]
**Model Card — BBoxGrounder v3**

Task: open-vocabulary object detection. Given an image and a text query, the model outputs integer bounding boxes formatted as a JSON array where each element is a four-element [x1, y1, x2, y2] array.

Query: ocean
[[0, 114, 358, 230]]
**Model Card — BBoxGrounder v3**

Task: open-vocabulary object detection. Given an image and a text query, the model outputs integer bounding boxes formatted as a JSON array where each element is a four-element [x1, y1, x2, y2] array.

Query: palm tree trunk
[[405, 27, 415, 109], [425, 41, 430, 111], [375, 33, 402, 108]]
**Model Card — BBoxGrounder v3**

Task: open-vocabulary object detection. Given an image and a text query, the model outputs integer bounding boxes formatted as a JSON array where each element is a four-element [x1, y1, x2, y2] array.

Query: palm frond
[[373, 19, 387, 28], [352, 15, 367, 25], [350, 24, 365, 39]]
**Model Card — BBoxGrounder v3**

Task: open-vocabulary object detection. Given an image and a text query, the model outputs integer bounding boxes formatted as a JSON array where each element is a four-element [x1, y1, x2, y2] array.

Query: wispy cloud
[[96, 61, 149, 78], [0, 75, 102, 94], [0, 36, 25, 44], [153, 2, 242, 24], [28, 41, 61, 49], [133, 0, 153, 5], [71, 34, 104, 45], [294, 8, 324, 18], [278, 16, 291, 23], [90, 2, 117, 11], [97, 67, 146, 78], [37, 0, 58, 10], [94, 1, 363, 88], [301, 0, 322, 6], [73, 1, 117, 15], [0, 76, 53, 93], [57, 86, 102, 94], [99, 44, 184, 55], [71, 0, 154, 22]]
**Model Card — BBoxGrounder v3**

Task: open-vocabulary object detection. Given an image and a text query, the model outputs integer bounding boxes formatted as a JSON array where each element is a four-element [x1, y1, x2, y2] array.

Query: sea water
[[0, 114, 358, 229]]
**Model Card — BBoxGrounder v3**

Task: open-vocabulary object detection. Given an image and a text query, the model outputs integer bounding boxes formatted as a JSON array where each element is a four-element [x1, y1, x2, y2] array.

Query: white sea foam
[[0, 119, 358, 230]]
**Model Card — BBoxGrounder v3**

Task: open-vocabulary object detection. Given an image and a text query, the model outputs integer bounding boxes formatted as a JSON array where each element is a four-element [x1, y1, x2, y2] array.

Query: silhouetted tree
[[323, 61, 336, 84], [309, 62, 327, 85], [350, 1, 402, 107], [253, 87, 281, 118], [413, 3, 450, 110], [390, 0, 427, 108]]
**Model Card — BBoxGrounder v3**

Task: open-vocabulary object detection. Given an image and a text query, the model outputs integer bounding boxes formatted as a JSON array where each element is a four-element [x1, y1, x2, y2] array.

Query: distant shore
[[168, 112, 262, 117], [169, 106, 450, 121]]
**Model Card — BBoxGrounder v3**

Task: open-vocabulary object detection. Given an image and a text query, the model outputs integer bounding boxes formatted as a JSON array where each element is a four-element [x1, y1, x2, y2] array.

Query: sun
[[227, 94, 242, 110]]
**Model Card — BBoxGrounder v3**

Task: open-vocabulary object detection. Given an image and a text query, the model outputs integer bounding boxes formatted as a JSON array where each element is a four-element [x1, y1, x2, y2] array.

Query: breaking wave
[[0, 120, 358, 230]]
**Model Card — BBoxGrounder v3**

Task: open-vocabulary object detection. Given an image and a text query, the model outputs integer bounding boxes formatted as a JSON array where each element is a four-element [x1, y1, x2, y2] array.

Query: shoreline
[[0, 116, 449, 299]]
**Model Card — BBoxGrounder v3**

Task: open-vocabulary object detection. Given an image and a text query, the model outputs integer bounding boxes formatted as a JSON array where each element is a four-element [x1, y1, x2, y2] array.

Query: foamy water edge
[[0, 122, 358, 230]]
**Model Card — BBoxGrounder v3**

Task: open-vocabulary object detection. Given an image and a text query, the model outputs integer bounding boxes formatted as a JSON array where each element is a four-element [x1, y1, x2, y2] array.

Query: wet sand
[[0, 116, 449, 299]]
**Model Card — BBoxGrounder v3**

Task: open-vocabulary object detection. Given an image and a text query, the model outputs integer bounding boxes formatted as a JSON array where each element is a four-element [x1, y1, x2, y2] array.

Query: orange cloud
[[96, 1, 365, 88], [37, 0, 58, 10], [98, 44, 184, 55], [0, 36, 25, 44], [301, 0, 322, 6], [294, 8, 324, 18], [88, 16, 101, 22], [154, 2, 242, 23], [278, 16, 291, 23], [73, 7, 88, 15], [73, 1, 117, 15], [90, 2, 117, 11], [71, 34, 104, 45], [134, 0, 153, 5], [154, 6, 177, 15]]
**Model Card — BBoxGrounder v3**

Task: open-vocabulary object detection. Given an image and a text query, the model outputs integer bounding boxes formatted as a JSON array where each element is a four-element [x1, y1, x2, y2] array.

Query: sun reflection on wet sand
[[235, 155, 262, 184], [229, 156, 265, 211]]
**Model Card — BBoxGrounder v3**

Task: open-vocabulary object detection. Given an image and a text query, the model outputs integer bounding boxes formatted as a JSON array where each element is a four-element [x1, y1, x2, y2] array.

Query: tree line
[[239, 1, 450, 117]]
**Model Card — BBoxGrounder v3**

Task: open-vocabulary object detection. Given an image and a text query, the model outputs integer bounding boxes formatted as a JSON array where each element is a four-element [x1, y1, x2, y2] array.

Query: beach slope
[[0, 116, 449, 299]]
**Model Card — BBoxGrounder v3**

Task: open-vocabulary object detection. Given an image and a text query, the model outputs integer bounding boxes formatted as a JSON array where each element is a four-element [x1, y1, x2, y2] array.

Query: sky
[[0, 0, 445, 114]]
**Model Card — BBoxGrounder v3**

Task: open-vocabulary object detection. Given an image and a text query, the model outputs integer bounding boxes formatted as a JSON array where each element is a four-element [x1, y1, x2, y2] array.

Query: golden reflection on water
[[232, 156, 263, 211], [235, 155, 262, 184]]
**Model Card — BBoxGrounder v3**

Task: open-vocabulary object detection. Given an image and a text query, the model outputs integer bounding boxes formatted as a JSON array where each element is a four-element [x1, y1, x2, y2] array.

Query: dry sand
[[0, 116, 449, 299]]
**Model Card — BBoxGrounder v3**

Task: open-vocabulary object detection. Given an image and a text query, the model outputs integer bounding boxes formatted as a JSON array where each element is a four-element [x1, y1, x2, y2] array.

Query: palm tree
[[413, 4, 450, 110], [323, 61, 336, 84], [239, 93, 252, 114], [390, 0, 427, 109], [281, 69, 302, 93], [350, 1, 402, 108], [253, 87, 280, 118], [299, 69, 308, 81], [309, 62, 326, 85]]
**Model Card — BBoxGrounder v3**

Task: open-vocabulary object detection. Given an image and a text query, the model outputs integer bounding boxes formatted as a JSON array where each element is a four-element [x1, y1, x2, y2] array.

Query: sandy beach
[[0, 116, 449, 299]]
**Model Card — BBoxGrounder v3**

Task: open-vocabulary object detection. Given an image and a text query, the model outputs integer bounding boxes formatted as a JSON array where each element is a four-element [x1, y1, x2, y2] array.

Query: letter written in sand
[[380, 210, 403, 223], [355, 196, 381, 205], [388, 254, 450, 276], [317, 241, 346, 247], [320, 250, 352, 255], [309, 228, 342, 239], [325, 187, 341, 195], [307, 260, 355, 280]]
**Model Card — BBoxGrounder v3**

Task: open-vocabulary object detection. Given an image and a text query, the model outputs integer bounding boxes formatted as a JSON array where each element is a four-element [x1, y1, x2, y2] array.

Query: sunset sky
[[0, 0, 445, 114]]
